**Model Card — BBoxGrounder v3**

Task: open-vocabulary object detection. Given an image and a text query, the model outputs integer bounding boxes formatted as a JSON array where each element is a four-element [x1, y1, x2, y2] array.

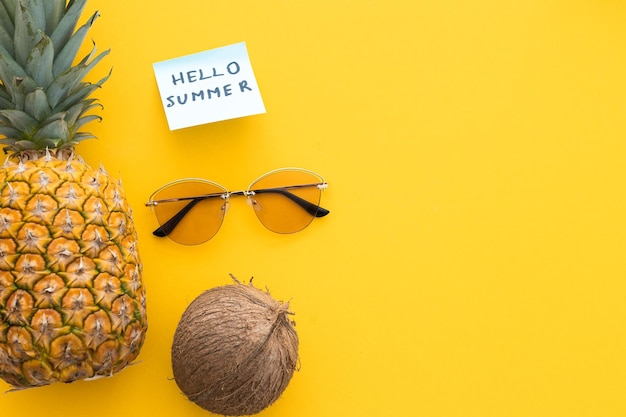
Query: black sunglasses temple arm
[[151, 186, 329, 238], [152, 198, 202, 237], [252, 188, 330, 217]]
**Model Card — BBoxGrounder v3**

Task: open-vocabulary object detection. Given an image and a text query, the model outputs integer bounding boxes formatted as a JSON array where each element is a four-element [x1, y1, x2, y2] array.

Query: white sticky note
[[153, 42, 266, 130]]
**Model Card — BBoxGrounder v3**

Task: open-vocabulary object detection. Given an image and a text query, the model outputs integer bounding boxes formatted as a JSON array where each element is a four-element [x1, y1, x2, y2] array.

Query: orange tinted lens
[[249, 170, 323, 234], [151, 180, 227, 245]]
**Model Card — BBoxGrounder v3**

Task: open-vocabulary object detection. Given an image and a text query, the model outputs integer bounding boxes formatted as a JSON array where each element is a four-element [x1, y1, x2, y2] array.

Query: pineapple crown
[[0, 0, 109, 154]]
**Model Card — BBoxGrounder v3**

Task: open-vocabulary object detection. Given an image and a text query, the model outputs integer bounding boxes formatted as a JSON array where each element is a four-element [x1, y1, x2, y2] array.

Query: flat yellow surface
[[3, 0, 626, 416]]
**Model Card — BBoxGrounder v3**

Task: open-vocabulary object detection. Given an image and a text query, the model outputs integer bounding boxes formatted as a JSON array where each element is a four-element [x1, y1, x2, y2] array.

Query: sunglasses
[[145, 168, 330, 245]]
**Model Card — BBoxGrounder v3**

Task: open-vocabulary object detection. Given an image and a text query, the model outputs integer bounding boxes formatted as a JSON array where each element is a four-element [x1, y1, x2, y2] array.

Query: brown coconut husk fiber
[[171, 276, 299, 416]]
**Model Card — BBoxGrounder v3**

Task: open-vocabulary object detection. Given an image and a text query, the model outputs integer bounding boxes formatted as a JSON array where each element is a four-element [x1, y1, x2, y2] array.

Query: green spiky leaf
[[53, 10, 98, 77], [33, 118, 70, 142], [0, 96, 12, 109], [25, 32, 54, 87], [23, 0, 46, 32], [0, 109, 38, 134], [12, 139, 36, 149], [64, 98, 98, 125], [50, 0, 87, 53], [0, 1, 15, 47], [0, 43, 28, 86], [69, 131, 95, 143], [0, 23, 14, 56], [43, 0, 65, 35], [24, 88, 50, 120], [75, 114, 100, 129], [8, 77, 26, 111], [50, 63, 110, 111], [0, 126, 22, 139], [0, 86, 13, 109], [39, 111, 66, 126], [46, 48, 109, 109], [13, 0, 45, 67], [0, 0, 16, 19]]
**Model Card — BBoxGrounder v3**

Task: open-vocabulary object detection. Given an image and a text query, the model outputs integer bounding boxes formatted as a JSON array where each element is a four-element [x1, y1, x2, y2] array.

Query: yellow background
[[3, 0, 626, 416]]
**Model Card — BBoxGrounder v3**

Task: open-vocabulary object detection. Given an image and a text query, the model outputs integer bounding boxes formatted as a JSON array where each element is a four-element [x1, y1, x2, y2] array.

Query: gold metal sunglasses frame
[[145, 168, 329, 244]]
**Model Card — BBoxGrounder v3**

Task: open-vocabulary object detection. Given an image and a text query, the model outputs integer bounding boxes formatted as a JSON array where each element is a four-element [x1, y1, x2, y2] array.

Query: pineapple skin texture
[[0, 153, 147, 388]]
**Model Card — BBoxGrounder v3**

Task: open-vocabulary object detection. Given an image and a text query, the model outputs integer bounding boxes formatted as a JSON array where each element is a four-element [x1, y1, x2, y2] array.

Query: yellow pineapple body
[[0, 150, 147, 388]]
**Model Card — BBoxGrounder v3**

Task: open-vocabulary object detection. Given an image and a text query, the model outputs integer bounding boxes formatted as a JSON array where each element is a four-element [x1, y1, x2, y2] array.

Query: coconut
[[171, 276, 299, 416]]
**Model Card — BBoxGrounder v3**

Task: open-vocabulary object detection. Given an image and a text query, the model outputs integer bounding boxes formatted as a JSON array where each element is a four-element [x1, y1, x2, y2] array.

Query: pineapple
[[0, 0, 147, 388]]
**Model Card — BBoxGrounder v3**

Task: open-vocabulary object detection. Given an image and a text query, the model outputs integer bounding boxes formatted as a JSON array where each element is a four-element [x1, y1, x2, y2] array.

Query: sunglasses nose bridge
[[220, 193, 231, 217], [244, 190, 261, 211]]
